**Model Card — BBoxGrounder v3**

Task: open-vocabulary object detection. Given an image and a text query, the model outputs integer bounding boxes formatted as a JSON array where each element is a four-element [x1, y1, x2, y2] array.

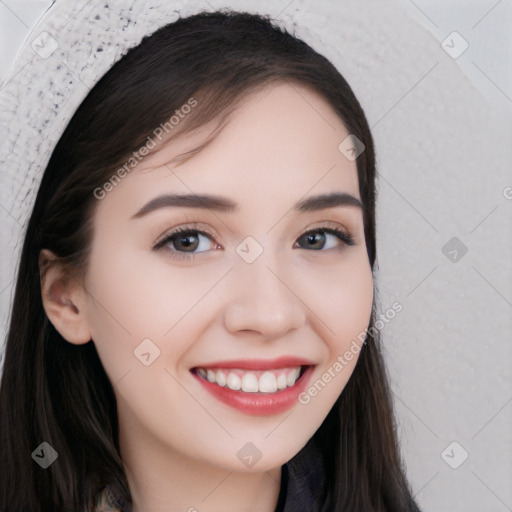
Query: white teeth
[[215, 370, 226, 387], [227, 373, 241, 391], [241, 373, 259, 392], [277, 374, 287, 390], [287, 368, 300, 387], [195, 366, 304, 393], [259, 372, 277, 393]]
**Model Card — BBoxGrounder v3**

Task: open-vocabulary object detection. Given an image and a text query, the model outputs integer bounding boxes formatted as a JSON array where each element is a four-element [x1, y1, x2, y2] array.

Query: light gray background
[[0, 1, 511, 511]]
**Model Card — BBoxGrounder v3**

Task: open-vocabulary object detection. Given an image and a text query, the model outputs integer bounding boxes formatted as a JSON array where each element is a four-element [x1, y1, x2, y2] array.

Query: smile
[[194, 366, 305, 393], [190, 356, 316, 415]]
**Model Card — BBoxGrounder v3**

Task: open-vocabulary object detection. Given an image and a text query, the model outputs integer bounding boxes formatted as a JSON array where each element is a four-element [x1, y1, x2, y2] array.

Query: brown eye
[[153, 227, 219, 261], [169, 231, 200, 252], [296, 228, 354, 250]]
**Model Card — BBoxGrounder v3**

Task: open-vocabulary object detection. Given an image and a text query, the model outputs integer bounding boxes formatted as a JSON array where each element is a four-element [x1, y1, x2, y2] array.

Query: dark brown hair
[[0, 9, 420, 511]]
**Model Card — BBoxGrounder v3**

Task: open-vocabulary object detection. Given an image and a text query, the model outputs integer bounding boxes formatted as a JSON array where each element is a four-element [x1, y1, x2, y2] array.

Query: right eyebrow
[[130, 193, 238, 219]]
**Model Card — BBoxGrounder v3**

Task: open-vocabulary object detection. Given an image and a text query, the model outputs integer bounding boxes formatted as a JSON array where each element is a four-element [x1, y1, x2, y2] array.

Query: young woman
[[0, 10, 421, 512]]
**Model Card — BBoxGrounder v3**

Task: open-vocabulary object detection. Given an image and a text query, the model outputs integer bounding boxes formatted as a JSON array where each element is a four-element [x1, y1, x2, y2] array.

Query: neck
[[117, 410, 282, 512]]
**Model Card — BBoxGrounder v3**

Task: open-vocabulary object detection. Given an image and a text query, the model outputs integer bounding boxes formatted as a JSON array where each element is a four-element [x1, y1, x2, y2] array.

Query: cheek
[[84, 245, 228, 381], [306, 252, 374, 352], [295, 254, 373, 421]]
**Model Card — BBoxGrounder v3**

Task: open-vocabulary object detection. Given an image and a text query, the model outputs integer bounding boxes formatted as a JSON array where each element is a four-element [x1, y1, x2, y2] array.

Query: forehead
[[96, 82, 361, 217]]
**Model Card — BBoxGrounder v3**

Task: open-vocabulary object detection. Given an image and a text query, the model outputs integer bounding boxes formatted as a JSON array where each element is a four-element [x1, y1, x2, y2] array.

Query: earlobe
[[39, 249, 92, 345]]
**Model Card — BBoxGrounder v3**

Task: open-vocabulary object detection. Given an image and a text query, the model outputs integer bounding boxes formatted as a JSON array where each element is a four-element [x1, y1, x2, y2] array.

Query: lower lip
[[191, 366, 315, 416]]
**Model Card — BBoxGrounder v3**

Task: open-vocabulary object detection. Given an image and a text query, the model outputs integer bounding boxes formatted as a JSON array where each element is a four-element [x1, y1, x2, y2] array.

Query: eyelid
[[300, 219, 351, 236]]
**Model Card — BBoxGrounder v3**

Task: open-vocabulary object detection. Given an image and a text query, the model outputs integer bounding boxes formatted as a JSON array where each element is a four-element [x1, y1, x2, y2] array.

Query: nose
[[222, 254, 306, 339]]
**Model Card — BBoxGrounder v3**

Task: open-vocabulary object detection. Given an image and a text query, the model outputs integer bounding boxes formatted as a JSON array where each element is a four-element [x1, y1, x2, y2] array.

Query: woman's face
[[82, 82, 373, 472]]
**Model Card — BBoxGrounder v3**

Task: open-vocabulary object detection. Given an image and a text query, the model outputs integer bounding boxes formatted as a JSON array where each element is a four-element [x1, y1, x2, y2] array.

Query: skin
[[41, 82, 374, 512]]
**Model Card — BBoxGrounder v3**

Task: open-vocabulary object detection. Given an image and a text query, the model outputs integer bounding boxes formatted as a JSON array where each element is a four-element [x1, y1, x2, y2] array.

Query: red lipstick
[[190, 357, 316, 416]]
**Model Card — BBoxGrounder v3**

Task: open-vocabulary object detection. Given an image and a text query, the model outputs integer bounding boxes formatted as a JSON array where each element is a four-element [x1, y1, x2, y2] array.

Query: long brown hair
[[0, 10, 420, 511]]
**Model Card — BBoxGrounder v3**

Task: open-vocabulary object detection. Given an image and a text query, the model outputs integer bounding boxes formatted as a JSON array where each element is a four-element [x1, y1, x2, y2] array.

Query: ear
[[39, 249, 92, 345]]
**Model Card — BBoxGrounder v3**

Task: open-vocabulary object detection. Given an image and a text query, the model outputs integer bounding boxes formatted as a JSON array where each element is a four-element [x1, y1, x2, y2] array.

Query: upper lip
[[192, 356, 315, 371]]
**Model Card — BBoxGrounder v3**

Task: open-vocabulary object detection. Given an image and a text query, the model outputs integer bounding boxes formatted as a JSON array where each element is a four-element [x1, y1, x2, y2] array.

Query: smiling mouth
[[191, 365, 310, 394]]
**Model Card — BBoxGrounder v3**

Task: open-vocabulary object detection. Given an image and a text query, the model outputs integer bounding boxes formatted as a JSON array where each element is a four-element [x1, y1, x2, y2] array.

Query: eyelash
[[153, 223, 355, 261]]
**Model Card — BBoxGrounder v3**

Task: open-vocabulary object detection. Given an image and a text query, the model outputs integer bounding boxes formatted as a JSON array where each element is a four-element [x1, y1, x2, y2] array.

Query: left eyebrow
[[130, 191, 362, 220], [295, 192, 363, 212]]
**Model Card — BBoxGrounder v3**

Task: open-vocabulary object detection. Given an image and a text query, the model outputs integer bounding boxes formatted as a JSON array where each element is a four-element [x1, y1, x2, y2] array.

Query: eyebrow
[[130, 191, 363, 219]]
